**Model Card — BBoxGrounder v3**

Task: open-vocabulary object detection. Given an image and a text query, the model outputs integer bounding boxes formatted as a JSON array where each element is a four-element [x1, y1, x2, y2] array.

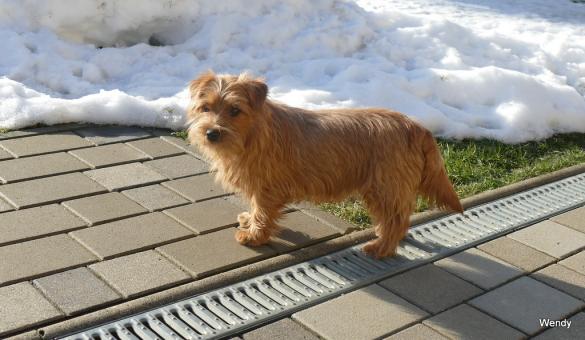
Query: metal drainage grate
[[62, 172, 585, 340]]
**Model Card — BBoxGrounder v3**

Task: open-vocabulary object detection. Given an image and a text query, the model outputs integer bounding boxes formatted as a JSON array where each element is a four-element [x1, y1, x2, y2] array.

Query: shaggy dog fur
[[187, 71, 463, 258]]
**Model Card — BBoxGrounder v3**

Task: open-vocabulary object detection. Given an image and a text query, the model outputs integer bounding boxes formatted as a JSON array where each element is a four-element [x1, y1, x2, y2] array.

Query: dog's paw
[[235, 228, 271, 246], [362, 239, 396, 259], [237, 212, 251, 229]]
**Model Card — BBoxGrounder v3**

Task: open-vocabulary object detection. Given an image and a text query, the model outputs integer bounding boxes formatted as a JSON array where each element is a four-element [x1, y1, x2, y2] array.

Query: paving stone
[[163, 198, 241, 234], [434, 247, 522, 289], [424, 304, 525, 340], [508, 220, 585, 258], [242, 318, 319, 340], [0, 198, 14, 213], [158, 135, 203, 157], [0, 234, 97, 285], [70, 212, 193, 260], [534, 312, 585, 340], [0, 152, 89, 183], [532, 264, 585, 300], [293, 284, 427, 340], [0, 204, 86, 246], [126, 138, 185, 159], [270, 211, 341, 253], [122, 184, 189, 212], [384, 324, 448, 340], [84, 163, 166, 191], [294, 202, 358, 235], [69, 143, 148, 168], [25, 123, 88, 135], [0, 172, 107, 209], [144, 154, 208, 179], [470, 276, 584, 335], [477, 236, 555, 272], [551, 206, 585, 233], [33, 267, 121, 316], [75, 126, 151, 145], [5, 329, 40, 340], [0, 130, 36, 140], [63, 192, 148, 225], [162, 173, 229, 202], [559, 251, 585, 275], [225, 194, 251, 210], [0, 148, 14, 160], [378, 264, 483, 313], [157, 228, 275, 278], [0, 282, 63, 336], [90, 251, 190, 298], [0, 131, 93, 157]]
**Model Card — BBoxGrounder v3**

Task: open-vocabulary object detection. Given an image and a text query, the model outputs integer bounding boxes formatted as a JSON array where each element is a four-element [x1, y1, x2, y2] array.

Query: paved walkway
[[240, 207, 585, 339], [1, 124, 584, 339], [0, 124, 355, 338]]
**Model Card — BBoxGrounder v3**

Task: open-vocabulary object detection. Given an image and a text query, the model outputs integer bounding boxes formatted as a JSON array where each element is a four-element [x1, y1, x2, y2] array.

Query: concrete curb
[[28, 162, 585, 339]]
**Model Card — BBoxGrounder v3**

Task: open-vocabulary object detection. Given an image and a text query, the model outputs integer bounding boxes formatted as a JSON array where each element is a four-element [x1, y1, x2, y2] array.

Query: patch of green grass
[[0, 128, 11, 134], [321, 133, 585, 228], [172, 130, 188, 140]]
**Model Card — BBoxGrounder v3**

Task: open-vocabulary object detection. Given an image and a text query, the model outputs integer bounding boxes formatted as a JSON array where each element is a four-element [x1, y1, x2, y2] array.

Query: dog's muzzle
[[206, 128, 221, 142]]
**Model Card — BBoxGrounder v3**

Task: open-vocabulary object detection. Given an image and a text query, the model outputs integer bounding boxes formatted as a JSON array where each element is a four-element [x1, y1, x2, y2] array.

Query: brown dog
[[187, 71, 463, 258]]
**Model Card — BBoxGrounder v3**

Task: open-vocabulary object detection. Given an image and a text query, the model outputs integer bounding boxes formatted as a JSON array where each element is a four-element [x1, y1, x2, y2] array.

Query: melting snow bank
[[0, 0, 584, 143]]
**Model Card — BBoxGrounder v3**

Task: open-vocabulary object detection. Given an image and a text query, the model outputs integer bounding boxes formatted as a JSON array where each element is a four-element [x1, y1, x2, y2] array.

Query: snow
[[0, 0, 584, 143]]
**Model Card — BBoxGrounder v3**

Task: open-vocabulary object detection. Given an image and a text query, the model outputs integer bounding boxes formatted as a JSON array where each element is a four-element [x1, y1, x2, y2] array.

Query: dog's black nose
[[206, 128, 220, 142]]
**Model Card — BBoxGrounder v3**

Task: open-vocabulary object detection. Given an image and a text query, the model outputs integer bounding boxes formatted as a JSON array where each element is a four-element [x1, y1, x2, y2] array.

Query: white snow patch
[[0, 0, 584, 142]]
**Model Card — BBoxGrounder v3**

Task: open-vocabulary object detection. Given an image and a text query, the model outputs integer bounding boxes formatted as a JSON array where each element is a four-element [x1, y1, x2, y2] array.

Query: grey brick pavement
[[69, 143, 149, 168], [126, 137, 185, 159], [470, 276, 584, 334], [0, 152, 89, 183], [2, 124, 585, 339], [0, 234, 96, 285], [122, 184, 189, 211], [0, 132, 92, 157], [293, 284, 428, 340], [89, 251, 190, 298], [0, 204, 86, 246], [0, 172, 107, 209], [423, 304, 525, 339], [163, 197, 242, 234], [0, 282, 62, 336], [378, 264, 483, 313], [75, 126, 151, 145], [33, 268, 121, 316], [84, 163, 166, 191], [434, 247, 522, 289], [63, 192, 148, 225], [162, 173, 228, 202], [157, 228, 276, 278], [70, 212, 193, 259]]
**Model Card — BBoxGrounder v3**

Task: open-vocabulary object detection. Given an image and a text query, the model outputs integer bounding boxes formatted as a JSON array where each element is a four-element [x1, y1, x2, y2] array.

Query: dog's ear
[[243, 78, 268, 110], [189, 70, 216, 98]]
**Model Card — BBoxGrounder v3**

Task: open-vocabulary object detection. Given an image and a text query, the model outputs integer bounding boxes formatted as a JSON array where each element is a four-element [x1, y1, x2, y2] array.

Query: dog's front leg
[[235, 196, 283, 246]]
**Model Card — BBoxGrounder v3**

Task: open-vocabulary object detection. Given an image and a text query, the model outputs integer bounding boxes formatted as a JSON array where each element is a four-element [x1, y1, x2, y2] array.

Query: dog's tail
[[418, 130, 463, 213]]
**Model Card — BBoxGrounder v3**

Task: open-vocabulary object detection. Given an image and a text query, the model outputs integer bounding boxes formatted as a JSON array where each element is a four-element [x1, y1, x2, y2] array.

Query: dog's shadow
[[268, 228, 319, 254], [367, 248, 584, 339]]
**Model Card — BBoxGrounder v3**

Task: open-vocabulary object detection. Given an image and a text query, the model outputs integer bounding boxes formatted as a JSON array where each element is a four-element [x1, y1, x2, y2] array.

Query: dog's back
[[270, 104, 462, 213]]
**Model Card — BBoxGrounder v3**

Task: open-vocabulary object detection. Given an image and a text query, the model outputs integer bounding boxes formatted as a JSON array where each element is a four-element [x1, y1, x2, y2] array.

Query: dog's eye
[[230, 107, 240, 117], [201, 106, 210, 112]]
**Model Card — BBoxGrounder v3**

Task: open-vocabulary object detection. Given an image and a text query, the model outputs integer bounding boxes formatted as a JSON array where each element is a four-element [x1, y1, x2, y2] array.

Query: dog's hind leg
[[235, 196, 283, 246], [361, 190, 414, 258]]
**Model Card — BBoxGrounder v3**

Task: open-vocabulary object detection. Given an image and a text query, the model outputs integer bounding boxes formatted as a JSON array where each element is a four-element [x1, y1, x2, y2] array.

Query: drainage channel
[[62, 172, 585, 340]]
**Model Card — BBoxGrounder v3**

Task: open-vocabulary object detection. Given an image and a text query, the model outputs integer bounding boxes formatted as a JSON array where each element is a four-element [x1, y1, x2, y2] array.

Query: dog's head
[[186, 71, 268, 158]]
